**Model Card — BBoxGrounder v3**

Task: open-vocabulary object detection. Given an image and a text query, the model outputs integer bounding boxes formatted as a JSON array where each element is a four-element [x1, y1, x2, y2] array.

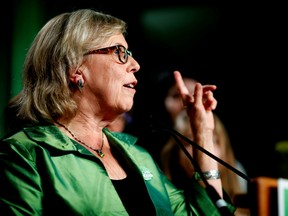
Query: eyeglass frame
[[84, 45, 132, 64]]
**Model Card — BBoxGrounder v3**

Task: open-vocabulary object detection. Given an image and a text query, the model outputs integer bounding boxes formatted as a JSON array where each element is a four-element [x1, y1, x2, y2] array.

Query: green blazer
[[0, 124, 235, 215]]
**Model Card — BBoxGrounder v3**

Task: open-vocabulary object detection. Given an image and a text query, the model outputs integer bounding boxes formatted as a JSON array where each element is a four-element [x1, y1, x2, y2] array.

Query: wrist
[[193, 170, 221, 181]]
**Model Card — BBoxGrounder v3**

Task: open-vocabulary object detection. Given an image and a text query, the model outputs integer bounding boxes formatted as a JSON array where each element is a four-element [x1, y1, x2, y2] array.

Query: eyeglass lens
[[117, 45, 132, 64]]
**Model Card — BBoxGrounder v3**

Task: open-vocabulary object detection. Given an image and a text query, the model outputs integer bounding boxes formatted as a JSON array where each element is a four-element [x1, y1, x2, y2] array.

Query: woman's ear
[[69, 68, 84, 90]]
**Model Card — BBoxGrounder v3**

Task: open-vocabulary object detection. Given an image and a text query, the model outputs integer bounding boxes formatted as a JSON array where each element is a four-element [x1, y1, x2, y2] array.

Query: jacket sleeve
[[0, 136, 43, 215], [161, 171, 236, 216]]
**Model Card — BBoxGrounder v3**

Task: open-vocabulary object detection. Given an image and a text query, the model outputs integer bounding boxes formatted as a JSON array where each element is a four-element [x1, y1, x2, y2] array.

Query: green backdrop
[[0, 0, 44, 137]]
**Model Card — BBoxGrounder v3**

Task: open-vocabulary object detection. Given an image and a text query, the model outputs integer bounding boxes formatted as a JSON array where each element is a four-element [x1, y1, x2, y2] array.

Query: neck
[[55, 120, 105, 158]]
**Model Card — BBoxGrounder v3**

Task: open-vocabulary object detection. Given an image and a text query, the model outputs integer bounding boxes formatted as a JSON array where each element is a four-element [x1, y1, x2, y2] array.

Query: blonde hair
[[213, 114, 242, 199], [10, 9, 127, 124]]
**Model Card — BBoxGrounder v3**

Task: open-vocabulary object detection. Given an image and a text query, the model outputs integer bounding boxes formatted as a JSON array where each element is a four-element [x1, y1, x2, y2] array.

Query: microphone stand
[[150, 118, 251, 216], [168, 131, 234, 216], [153, 119, 251, 182]]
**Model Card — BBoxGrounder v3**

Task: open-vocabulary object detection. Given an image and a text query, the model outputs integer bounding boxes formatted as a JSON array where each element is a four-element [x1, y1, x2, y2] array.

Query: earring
[[77, 79, 84, 89]]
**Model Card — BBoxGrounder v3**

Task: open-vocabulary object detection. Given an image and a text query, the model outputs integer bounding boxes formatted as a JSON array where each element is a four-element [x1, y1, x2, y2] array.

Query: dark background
[[2, 1, 287, 179]]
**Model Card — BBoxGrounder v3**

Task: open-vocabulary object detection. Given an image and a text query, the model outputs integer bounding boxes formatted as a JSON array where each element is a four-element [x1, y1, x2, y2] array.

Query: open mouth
[[123, 82, 136, 89]]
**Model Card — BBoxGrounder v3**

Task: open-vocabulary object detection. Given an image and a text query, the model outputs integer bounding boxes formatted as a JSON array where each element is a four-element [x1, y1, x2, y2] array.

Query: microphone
[[165, 128, 234, 216], [149, 116, 251, 182], [148, 116, 250, 216]]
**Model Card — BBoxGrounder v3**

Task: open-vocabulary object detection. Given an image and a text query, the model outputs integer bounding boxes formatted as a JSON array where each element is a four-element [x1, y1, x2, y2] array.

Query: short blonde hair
[[10, 9, 127, 124]]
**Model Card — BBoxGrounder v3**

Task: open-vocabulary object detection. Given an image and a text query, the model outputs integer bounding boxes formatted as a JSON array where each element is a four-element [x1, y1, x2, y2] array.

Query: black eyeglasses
[[84, 45, 132, 64]]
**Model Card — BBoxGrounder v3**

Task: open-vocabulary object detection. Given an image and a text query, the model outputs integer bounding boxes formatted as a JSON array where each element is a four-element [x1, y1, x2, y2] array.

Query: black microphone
[[149, 116, 251, 182], [148, 116, 250, 216], [166, 129, 234, 216]]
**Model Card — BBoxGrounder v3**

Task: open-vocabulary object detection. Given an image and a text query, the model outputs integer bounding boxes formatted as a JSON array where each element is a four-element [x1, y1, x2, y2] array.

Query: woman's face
[[81, 34, 140, 118]]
